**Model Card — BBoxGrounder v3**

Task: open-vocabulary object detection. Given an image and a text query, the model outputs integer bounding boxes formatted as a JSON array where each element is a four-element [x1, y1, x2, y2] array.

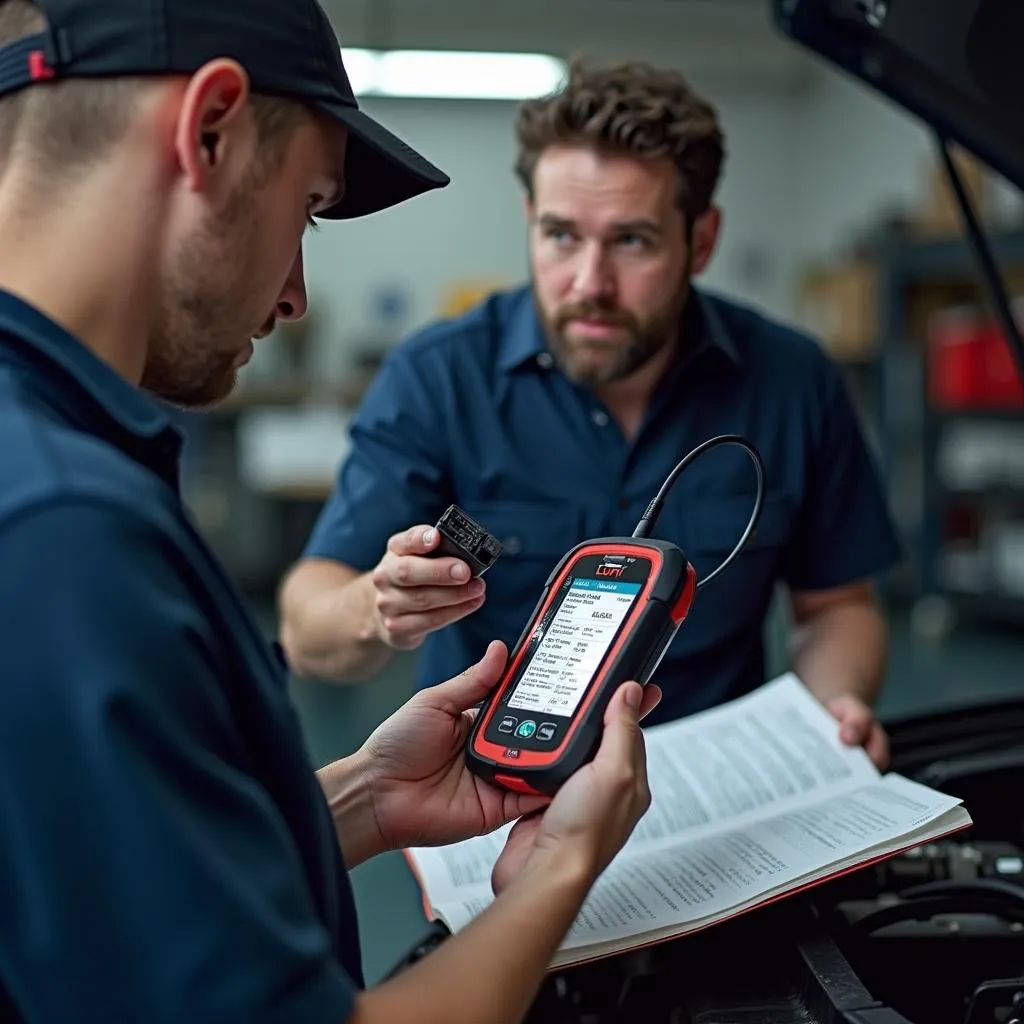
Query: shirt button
[[618, 498, 631, 510], [503, 536, 523, 555], [591, 410, 609, 427], [536, 352, 553, 369]]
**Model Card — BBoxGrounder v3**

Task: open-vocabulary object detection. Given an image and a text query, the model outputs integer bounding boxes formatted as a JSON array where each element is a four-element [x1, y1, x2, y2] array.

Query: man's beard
[[534, 279, 691, 387], [140, 182, 265, 410]]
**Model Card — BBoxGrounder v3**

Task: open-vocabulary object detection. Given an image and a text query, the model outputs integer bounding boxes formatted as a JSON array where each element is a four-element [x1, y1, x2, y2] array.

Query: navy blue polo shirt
[[0, 291, 362, 1023], [305, 285, 903, 725]]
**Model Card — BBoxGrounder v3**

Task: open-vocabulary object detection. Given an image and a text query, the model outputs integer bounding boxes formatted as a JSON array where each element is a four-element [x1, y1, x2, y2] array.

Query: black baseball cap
[[0, 0, 450, 219]]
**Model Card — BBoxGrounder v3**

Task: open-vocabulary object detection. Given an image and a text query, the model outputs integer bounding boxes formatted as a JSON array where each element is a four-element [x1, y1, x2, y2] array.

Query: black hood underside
[[773, 0, 1024, 192]]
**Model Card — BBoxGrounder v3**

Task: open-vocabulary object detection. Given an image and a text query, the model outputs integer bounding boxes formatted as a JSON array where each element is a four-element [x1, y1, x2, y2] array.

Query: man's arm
[[280, 558, 391, 683], [316, 747, 385, 869], [339, 671, 654, 1024], [789, 580, 887, 707], [318, 746, 596, 1022], [351, 848, 592, 1024], [278, 349, 456, 683], [281, 526, 486, 684], [0, 499, 359, 1023], [0, 497, 642, 1024]]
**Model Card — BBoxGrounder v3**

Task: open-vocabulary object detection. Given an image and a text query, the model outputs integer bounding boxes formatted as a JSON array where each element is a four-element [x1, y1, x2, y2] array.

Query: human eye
[[544, 224, 576, 247], [617, 232, 650, 251]]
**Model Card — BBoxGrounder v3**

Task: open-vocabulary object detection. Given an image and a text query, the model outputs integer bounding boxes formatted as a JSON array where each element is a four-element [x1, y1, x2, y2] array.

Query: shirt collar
[[0, 290, 184, 479], [496, 288, 549, 372], [497, 285, 743, 375], [688, 289, 742, 368]]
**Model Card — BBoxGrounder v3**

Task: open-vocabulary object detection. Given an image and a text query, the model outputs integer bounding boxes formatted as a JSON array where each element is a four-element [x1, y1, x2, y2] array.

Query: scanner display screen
[[487, 553, 650, 749], [508, 578, 639, 718]]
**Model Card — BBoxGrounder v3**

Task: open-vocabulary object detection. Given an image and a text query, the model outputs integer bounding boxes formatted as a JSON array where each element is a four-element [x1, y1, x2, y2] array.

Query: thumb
[[434, 640, 508, 712], [828, 695, 872, 745], [594, 681, 643, 767], [389, 524, 439, 556]]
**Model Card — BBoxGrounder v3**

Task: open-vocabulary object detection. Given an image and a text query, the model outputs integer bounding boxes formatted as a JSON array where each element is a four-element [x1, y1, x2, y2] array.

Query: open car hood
[[772, 0, 1024, 192]]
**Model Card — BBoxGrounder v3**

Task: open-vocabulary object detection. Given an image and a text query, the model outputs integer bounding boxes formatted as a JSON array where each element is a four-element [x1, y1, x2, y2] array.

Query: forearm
[[278, 561, 393, 683], [316, 750, 386, 870], [350, 850, 593, 1024], [791, 600, 887, 706]]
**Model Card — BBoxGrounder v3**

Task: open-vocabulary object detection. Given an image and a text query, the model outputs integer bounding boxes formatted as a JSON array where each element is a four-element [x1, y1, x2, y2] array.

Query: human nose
[[277, 248, 308, 321], [571, 243, 615, 302]]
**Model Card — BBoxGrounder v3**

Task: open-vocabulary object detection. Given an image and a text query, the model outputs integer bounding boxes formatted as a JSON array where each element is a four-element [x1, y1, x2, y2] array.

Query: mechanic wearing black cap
[[0, 2, 658, 1022]]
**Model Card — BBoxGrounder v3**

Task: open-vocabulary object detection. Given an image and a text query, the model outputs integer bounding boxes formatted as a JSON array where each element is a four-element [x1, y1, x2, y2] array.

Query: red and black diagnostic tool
[[466, 435, 766, 797]]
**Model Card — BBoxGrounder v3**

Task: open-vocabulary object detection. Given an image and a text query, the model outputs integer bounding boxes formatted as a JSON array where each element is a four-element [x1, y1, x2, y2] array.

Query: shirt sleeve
[[783, 355, 905, 592], [303, 348, 451, 570], [0, 498, 357, 1024]]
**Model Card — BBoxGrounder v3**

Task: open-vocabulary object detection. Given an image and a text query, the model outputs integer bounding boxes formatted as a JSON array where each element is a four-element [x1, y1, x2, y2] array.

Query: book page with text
[[632, 673, 879, 847], [406, 823, 511, 917], [553, 773, 966, 964], [408, 674, 878, 909]]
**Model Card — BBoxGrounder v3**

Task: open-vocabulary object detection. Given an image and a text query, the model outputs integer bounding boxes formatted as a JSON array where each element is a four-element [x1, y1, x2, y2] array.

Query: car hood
[[773, 0, 1024, 192]]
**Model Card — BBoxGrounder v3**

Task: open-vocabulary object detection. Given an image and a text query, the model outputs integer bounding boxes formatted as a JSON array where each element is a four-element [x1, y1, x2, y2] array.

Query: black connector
[[431, 504, 503, 577]]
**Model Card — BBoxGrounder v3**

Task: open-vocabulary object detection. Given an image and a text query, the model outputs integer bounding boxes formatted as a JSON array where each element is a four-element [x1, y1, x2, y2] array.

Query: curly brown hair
[[514, 57, 726, 228]]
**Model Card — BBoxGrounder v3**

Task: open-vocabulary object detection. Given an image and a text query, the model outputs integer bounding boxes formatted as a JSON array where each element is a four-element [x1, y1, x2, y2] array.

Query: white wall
[[289, 1, 1024, 379], [300, 86, 805, 376], [791, 68, 934, 264], [280, 0, 819, 377], [302, 97, 527, 375], [322, 0, 809, 91]]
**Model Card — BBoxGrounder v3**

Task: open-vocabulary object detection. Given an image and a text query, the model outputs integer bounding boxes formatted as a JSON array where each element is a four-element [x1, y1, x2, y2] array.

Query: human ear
[[173, 59, 252, 198], [689, 206, 722, 276]]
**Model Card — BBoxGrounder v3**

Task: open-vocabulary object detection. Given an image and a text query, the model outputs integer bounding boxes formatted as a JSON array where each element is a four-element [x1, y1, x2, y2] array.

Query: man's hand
[[492, 679, 660, 894], [828, 693, 890, 770], [356, 641, 547, 852], [357, 641, 662, 854], [370, 525, 486, 650]]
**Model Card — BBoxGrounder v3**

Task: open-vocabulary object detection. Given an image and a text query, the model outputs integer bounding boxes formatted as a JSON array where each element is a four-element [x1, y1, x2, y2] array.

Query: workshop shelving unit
[[873, 228, 1024, 626]]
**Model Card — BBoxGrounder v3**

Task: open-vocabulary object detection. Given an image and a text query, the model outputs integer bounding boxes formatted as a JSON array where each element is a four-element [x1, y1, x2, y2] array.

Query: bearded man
[[279, 57, 902, 770]]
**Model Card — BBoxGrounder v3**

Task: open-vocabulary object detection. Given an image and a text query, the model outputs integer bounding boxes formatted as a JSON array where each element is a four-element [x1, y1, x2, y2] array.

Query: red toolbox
[[928, 304, 1024, 408]]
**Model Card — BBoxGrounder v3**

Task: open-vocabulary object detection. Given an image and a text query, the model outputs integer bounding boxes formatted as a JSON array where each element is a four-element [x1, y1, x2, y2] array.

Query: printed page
[[407, 824, 511, 908], [408, 674, 878, 910], [631, 673, 880, 847], [553, 773, 966, 962]]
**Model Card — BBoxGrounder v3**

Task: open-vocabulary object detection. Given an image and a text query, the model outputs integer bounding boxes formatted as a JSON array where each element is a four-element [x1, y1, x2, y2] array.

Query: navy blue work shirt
[[305, 286, 903, 724], [0, 291, 362, 1023]]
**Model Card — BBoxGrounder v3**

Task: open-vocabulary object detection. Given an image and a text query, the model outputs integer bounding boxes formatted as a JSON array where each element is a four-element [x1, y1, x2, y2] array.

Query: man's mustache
[[555, 300, 636, 332]]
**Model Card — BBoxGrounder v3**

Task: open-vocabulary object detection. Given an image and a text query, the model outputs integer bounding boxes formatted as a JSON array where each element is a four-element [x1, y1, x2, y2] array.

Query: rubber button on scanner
[[494, 773, 544, 796]]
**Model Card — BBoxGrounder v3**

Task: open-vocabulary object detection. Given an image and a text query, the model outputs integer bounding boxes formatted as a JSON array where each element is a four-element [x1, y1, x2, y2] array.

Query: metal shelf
[[874, 228, 1024, 618], [937, 587, 1024, 627], [879, 229, 1024, 280]]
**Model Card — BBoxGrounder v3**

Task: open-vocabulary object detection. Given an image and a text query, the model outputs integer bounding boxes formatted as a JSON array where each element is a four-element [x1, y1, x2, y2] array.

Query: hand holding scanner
[[466, 435, 765, 797]]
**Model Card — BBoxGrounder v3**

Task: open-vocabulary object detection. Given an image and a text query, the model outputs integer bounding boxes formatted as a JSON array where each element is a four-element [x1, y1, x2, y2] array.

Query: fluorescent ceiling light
[[343, 49, 567, 101]]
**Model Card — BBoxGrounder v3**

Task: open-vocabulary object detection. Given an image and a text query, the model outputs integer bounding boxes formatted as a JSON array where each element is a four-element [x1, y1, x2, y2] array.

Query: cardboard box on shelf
[[439, 279, 507, 319], [911, 146, 990, 238], [795, 260, 878, 362]]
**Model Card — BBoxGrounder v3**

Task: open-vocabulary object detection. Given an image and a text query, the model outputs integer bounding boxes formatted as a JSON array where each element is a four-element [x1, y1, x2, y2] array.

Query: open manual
[[403, 673, 972, 970]]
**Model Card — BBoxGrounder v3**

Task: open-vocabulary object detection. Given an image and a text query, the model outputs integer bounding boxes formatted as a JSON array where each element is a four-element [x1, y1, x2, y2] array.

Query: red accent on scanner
[[493, 773, 545, 796], [670, 562, 699, 624]]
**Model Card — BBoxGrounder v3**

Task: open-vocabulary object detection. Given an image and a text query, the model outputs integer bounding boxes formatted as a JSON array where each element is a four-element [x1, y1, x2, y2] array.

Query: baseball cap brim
[[316, 103, 450, 220]]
